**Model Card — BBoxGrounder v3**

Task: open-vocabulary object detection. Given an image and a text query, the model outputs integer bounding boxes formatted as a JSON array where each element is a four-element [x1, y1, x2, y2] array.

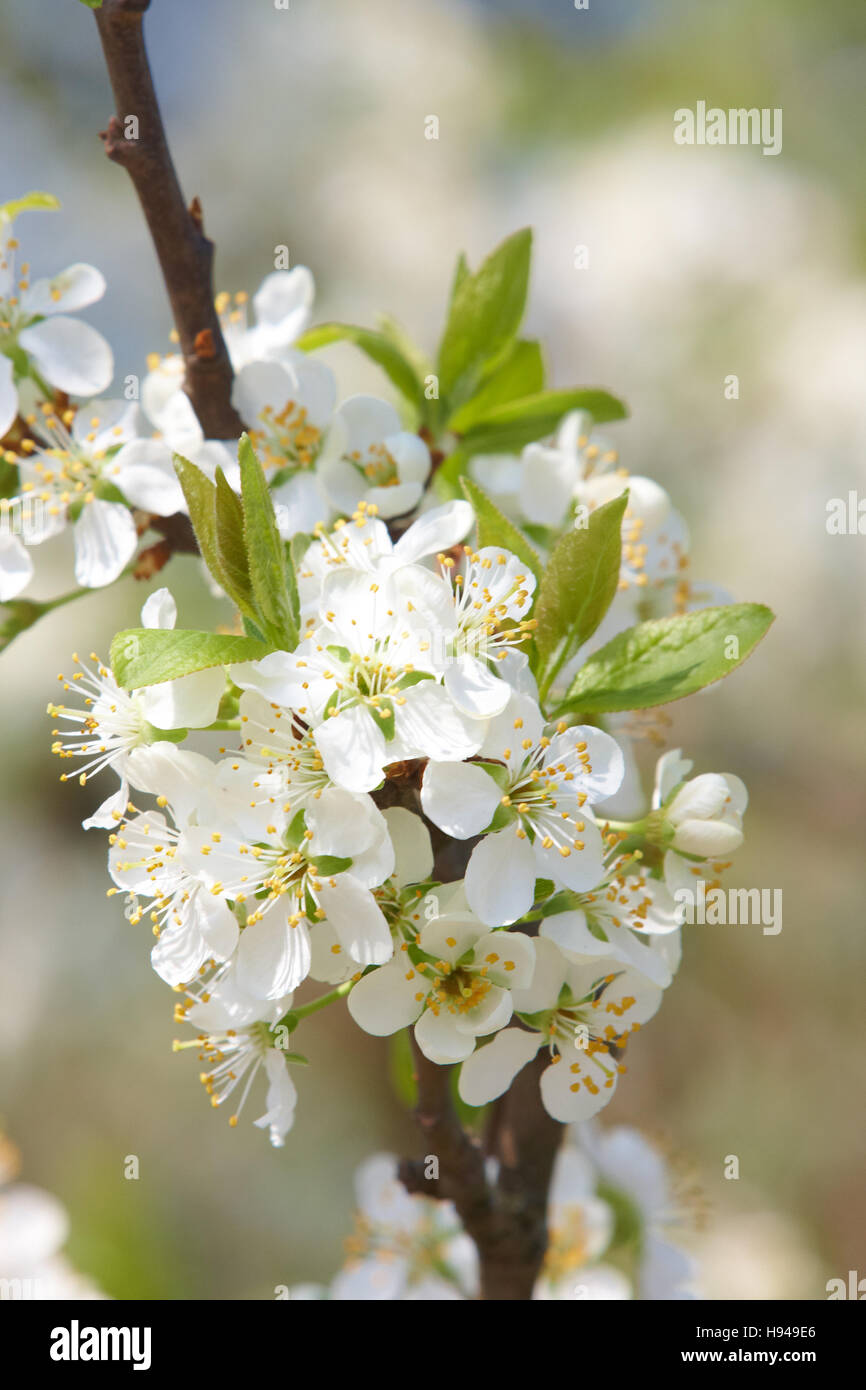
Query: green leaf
[[534, 491, 629, 695], [459, 387, 627, 455], [79, 0, 103, 8], [238, 434, 297, 648], [173, 454, 225, 593], [552, 604, 775, 715], [214, 465, 256, 617], [295, 322, 424, 412], [1, 599, 45, 653], [459, 476, 542, 590], [309, 855, 353, 876], [373, 697, 396, 742], [447, 339, 545, 433], [437, 229, 532, 409], [111, 629, 271, 690]]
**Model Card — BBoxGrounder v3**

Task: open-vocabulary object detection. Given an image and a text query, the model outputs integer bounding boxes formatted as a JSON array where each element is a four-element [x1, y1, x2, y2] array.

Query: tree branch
[[93, 0, 243, 439]]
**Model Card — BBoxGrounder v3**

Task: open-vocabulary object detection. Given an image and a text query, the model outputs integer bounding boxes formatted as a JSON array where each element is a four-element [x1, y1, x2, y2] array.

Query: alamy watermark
[[674, 102, 782, 157], [674, 880, 782, 936], [0, 495, 48, 539]]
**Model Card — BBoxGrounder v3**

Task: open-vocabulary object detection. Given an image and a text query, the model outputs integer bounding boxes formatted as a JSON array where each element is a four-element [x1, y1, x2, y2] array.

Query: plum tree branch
[[93, 0, 243, 440]]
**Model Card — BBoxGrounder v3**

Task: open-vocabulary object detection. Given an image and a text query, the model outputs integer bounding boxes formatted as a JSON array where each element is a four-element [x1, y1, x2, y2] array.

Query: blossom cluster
[[288, 1123, 700, 1301], [15, 215, 763, 1175], [49, 489, 750, 1147], [1, 202, 428, 601]]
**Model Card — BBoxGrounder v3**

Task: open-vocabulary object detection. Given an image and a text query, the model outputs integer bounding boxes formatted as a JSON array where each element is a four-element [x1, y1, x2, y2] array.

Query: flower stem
[[278, 979, 355, 1032]]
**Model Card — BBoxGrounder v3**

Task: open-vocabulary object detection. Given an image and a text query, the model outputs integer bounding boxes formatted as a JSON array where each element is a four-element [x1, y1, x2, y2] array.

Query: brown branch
[[93, 0, 243, 440]]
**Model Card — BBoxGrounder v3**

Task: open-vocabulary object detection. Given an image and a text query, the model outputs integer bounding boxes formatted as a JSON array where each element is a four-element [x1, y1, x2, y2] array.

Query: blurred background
[[1, 0, 864, 1299]]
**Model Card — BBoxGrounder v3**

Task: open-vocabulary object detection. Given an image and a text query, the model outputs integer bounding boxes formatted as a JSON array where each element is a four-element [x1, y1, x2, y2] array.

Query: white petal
[[471, 929, 536, 990], [652, 749, 693, 808], [316, 876, 392, 968], [540, 1052, 618, 1122], [19, 316, 113, 395], [420, 760, 500, 838], [252, 266, 314, 335], [72, 500, 137, 588], [391, 500, 475, 567], [82, 779, 129, 832], [444, 652, 512, 719], [254, 1050, 299, 1147], [23, 262, 106, 315], [347, 959, 425, 1035], [111, 440, 186, 515], [272, 471, 330, 538], [414, 1007, 477, 1065], [519, 442, 575, 526], [511, 934, 569, 1013], [140, 586, 177, 630], [124, 744, 215, 824], [236, 911, 311, 998], [464, 830, 537, 926], [230, 649, 298, 702], [140, 667, 225, 730], [0, 354, 18, 436], [458, 1027, 541, 1106], [335, 394, 401, 450], [0, 531, 34, 600], [364, 480, 423, 519], [672, 818, 744, 856], [387, 430, 431, 484], [231, 357, 299, 423], [384, 806, 433, 887], [669, 773, 729, 824], [395, 682, 483, 763], [532, 816, 606, 895], [314, 704, 388, 793]]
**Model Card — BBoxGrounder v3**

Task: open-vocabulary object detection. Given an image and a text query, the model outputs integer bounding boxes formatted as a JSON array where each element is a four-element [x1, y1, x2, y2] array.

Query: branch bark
[[93, 0, 243, 439]]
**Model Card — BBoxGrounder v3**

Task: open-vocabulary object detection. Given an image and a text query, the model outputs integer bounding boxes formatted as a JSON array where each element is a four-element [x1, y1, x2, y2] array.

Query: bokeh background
[[1, 0, 863, 1299]]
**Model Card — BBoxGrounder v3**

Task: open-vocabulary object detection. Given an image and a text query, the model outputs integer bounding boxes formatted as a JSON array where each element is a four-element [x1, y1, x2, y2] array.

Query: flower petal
[[464, 829, 537, 926], [384, 806, 433, 887], [0, 354, 18, 437], [458, 1027, 541, 1106], [72, 499, 137, 588], [347, 958, 425, 1035], [420, 760, 500, 838], [316, 875, 392, 968], [0, 531, 33, 600], [236, 910, 311, 998], [414, 1006, 477, 1065], [23, 262, 106, 316], [19, 316, 113, 395]]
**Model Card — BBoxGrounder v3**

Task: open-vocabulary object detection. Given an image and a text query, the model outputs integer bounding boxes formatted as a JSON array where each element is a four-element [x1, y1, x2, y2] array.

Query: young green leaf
[[239, 434, 297, 649], [534, 491, 629, 694], [214, 465, 256, 618], [437, 229, 532, 410], [295, 322, 424, 413], [458, 387, 627, 455], [459, 476, 543, 589], [111, 628, 271, 690], [551, 603, 775, 716], [173, 454, 224, 592], [447, 340, 545, 433]]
